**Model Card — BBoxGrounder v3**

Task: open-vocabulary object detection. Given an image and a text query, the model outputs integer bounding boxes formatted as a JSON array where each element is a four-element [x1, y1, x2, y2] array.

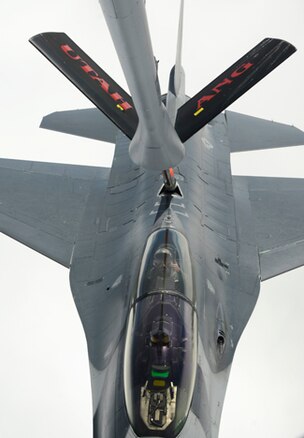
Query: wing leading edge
[[0, 159, 110, 267]]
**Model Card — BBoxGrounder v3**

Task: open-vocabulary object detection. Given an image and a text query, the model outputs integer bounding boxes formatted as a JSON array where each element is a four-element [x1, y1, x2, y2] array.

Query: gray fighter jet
[[1, 0, 304, 437]]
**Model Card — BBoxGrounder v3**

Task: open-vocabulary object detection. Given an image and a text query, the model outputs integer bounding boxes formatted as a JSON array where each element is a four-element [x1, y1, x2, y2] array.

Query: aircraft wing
[[40, 108, 118, 143], [226, 111, 304, 152], [233, 176, 304, 280], [0, 159, 110, 267]]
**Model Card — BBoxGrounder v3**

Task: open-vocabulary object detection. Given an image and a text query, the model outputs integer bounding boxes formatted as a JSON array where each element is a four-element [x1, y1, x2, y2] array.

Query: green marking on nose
[[151, 369, 169, 378]]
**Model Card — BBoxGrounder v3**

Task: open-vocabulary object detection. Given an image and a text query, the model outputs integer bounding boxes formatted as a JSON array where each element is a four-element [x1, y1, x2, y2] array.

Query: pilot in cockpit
[[148, 246, 181, 290], [150, 329, 170, 347]]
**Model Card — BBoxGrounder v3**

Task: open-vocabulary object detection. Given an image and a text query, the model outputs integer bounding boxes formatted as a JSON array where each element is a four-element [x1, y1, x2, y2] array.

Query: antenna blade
[[166, 0, 186, 123], [174, 0, 184, 95]]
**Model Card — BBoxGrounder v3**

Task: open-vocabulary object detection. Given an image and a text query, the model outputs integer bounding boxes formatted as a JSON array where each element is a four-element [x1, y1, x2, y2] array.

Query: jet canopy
[[137, 228, 194, 302], [124, 229, 197, 436]]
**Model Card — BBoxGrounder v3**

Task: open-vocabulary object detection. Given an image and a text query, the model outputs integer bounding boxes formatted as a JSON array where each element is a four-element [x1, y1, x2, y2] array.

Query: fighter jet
[[1, 0, 304, 437]]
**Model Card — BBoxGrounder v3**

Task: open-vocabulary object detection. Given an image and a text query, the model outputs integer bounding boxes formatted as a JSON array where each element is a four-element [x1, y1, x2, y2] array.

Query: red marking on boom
[[231, 62, 253, 78], [196, 62, 254, 112], [212, 78, 233, 94], [61, 45, 80, 60], [60, 44, 133, 111]]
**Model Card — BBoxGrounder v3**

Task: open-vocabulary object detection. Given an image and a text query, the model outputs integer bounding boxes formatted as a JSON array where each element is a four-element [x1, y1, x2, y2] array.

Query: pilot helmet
[[150, 319, 172, 346], [150, 330, 170, 346], [153, 247, 173, 267]]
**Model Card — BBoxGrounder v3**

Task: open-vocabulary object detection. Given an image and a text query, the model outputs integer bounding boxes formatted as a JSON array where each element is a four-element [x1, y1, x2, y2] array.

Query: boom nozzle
[[162, 168, 177, 192]]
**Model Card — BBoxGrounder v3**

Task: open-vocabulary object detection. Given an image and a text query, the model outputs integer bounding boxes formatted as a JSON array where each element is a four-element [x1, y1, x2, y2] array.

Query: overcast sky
[[0, 0, 304, 437]]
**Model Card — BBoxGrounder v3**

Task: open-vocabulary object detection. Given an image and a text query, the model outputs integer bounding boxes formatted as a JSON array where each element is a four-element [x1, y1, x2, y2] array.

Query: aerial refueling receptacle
[[123, 228, 197, 436]]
